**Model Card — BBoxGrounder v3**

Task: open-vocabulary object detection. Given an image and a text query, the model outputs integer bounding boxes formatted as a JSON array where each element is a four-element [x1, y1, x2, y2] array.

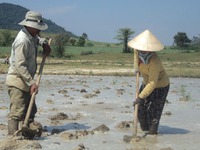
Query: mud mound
[[0, 124, 7, 130], [73, 143, 86, 150], [49, 112, 83, 122], [0, 139, 42, 150], [58, 124, 109, 141], [61, 130, 89, 140], [49, 112, 69, 120], [91, 124, 110, 134], [116, 121, 132, 129], [123, 135, 141, 143]]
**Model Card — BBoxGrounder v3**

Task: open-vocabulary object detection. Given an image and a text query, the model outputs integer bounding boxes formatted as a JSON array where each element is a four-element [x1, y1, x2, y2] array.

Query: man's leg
[[7, 87, 27, 135]]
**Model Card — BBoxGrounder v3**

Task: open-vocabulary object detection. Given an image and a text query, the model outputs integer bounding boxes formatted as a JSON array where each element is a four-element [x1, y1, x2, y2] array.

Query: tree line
[[115, 28, 200, 53], [1, 28, 200, 58], [0, 29, 89, 58]]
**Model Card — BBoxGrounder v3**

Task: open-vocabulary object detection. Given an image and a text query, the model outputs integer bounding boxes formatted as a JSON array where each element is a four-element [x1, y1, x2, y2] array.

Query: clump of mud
[[0, 139, 42, 150], [58, 89, 68, 94], [61, 130, 89, 140], [49, 112, 83, 121], [60, 124, 110, 141], [163, 111, 172, 116], [49, 112, 69, 120], [123, 135, 142, 143], [82, 89, 101, 99], [0, 124, 7, 130], [73, 143, 86, 150], [116, 121, 132, 129], [90, 124, 110, 134], [83, 93, 97, 99]]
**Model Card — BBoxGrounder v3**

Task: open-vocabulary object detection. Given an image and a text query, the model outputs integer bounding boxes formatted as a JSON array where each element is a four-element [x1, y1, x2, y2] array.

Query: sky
[[1, 0, 200, 46]]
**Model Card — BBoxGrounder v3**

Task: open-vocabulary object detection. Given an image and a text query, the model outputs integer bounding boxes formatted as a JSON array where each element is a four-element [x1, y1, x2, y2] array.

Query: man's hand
[[30, 83, 38, 95], [133, 97, 142, 106], [43, 44, 51, 56]]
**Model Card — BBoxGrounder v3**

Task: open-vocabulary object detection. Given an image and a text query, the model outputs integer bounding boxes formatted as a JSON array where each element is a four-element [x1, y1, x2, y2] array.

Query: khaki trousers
[[7, 86, 37, 121]]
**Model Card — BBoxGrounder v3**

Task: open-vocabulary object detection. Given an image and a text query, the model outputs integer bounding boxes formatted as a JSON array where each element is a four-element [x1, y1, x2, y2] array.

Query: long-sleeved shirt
[[6, 27, 46, 92], [134, 50, 170, 99]]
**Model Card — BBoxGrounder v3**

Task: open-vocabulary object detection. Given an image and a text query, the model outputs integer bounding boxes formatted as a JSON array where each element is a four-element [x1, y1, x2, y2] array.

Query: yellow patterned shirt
[[134, 51, 170, 99]]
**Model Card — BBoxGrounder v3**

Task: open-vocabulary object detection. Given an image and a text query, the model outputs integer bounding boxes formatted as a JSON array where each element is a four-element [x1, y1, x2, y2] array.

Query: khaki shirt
[[6, 27, 46, 92]]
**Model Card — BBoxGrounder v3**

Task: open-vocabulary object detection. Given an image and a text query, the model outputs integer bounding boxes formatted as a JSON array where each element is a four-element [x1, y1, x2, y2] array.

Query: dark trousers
[[138, 84, 170, 131]]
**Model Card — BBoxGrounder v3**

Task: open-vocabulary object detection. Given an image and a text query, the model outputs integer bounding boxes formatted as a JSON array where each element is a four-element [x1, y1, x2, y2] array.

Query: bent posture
[[6, 11, 51, 138], [128, 30, 170, 134]]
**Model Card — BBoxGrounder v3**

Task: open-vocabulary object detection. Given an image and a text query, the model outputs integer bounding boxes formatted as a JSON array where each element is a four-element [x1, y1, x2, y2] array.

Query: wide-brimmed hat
[[128, 29, 164, 51], [18, 11, 48, 31]]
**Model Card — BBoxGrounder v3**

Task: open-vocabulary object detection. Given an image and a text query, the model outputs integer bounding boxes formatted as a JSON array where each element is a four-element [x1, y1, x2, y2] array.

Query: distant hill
[[0, 2, 77, 37]]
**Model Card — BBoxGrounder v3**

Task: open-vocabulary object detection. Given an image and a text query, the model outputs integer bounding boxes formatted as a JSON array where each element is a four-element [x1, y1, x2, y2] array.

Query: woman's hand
[[133, 97, 142, 106]]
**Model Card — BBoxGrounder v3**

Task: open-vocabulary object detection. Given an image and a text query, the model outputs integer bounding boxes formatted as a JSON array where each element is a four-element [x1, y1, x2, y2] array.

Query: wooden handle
[[23, 38, 52, 126], [133, 72, 139, 136]]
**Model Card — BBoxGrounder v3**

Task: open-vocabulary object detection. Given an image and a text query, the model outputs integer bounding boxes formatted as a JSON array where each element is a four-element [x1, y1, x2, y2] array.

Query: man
[[6, 10, 51, 138]]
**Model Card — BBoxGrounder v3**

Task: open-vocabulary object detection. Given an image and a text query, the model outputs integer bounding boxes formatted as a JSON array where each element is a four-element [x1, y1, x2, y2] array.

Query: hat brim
[[18, 19, 48, 31], [128, 30, 164, 51]]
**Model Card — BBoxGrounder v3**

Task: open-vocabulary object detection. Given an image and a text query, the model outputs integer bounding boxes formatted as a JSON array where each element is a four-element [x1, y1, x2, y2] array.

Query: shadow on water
[[37, 123, 91, 140], [44, 122, 91, 133], [159, 125, 190, 134]]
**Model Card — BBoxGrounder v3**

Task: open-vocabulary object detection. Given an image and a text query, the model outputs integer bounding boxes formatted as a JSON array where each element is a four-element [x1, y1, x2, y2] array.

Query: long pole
[[23, 38, 52, 127], [133, 72, 139, 137], [23, 54, 47, 127]]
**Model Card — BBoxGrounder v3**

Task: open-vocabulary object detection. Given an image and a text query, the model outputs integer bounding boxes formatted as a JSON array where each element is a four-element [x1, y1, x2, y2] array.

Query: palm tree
[[115, 28, 134, 53]]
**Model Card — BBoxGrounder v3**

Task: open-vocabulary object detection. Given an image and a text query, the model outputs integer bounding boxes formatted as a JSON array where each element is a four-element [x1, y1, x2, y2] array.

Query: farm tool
[[123, 72, 143, 143], [13, 38, 52, 139]]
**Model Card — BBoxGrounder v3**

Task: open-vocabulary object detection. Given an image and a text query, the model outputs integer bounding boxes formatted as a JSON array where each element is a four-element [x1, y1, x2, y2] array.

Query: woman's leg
[[138, 84, 151, 131], [148, 85, 170, 134]]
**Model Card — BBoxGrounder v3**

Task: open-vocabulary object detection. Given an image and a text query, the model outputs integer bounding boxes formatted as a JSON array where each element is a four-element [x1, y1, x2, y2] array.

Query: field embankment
[[1, 45, 200, 77]]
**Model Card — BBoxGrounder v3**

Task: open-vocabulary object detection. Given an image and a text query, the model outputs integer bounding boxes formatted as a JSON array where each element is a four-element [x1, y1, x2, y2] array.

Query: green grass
[[1, 44, 200, 62], [1, 35, 200, 77], [63, 45, 122, 55], [0, 46, 11, 58], [157, 49, 200, 62]]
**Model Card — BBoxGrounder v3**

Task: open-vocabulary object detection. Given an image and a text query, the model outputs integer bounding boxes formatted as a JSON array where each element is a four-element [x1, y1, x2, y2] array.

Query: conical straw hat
[[128, 29, 164, 51]]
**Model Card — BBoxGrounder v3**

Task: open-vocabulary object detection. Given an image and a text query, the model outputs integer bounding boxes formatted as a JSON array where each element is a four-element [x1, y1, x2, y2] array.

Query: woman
[[128, 30, 170, 134]]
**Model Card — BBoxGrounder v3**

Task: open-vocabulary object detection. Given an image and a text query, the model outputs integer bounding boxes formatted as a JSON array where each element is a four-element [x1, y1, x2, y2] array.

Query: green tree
[[115, 28, 134, 53], [0, 30, 13, 46], [191, 36, 200, 46], [173, 32, 191, 49], [82, 33, 88, 40], [189, 35, 200, 50], [53, 33, 70, 57], [69, 38, 76, 46], [77, 36, 85, 47]]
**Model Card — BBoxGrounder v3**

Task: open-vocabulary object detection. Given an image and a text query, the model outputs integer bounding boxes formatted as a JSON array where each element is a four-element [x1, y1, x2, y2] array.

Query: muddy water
[[0, 74, 200, 150]]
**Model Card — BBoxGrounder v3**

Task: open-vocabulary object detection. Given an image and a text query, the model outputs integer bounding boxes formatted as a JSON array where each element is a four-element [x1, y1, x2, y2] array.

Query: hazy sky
[[1, 0, 200, 45]]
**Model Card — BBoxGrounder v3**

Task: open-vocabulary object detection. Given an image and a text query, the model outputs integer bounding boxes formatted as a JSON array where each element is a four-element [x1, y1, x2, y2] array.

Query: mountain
[[0, 2, 76, 37]]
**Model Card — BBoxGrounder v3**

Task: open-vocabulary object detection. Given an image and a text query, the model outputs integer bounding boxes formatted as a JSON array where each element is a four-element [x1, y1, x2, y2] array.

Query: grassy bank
[[1, 44, 200, 78]]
